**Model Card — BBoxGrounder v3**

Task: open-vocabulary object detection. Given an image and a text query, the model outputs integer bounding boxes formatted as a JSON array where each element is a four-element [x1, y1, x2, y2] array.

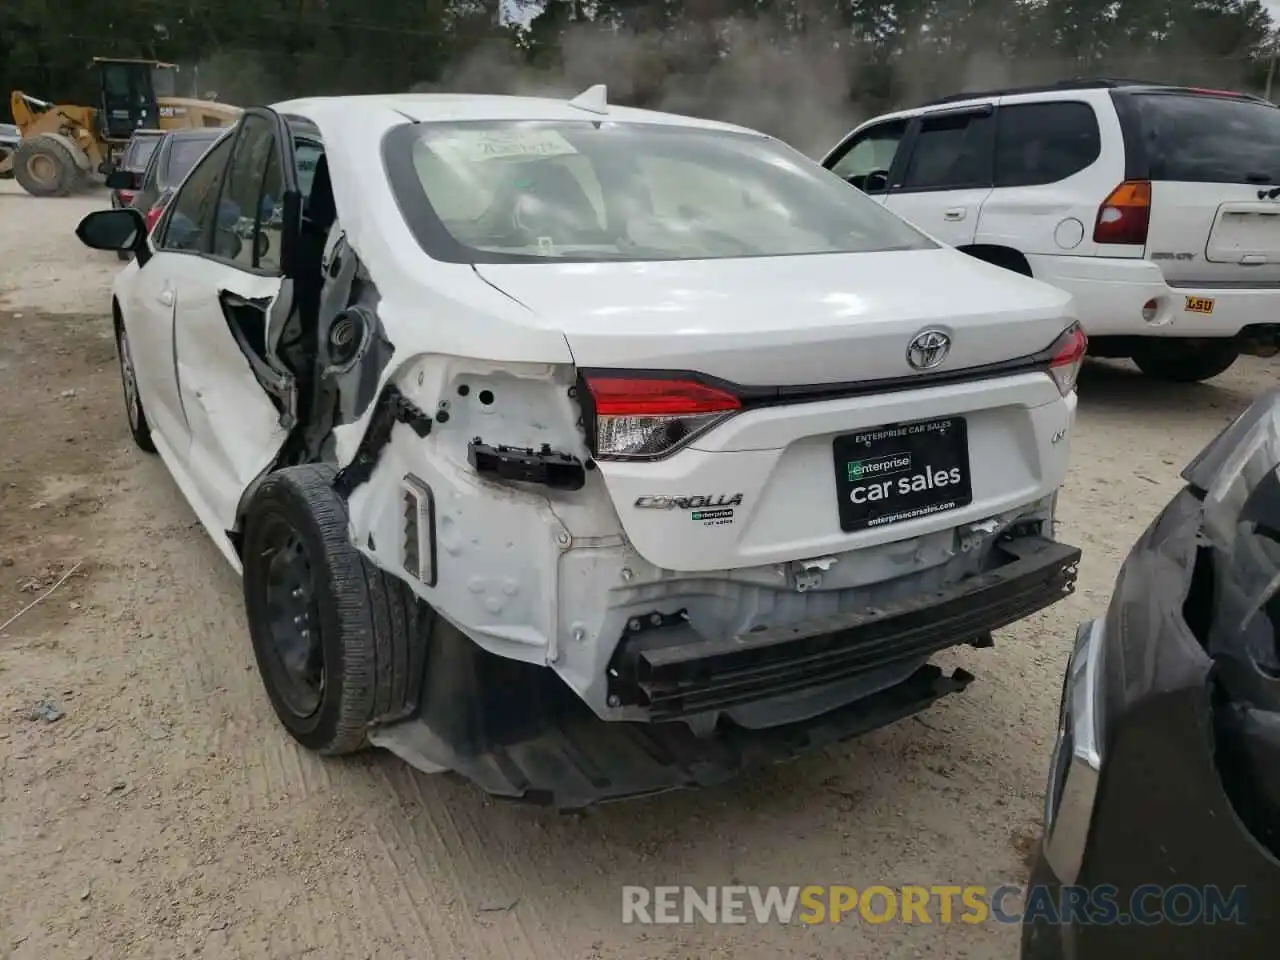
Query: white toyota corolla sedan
[[75, 85, 1085, 808]]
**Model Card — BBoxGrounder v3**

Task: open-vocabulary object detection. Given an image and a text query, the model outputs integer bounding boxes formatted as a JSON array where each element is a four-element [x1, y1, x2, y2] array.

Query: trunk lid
[[1146, 183, 1280, 286], [478, 249, 1077, 572], [475, 247, 1073, 384]]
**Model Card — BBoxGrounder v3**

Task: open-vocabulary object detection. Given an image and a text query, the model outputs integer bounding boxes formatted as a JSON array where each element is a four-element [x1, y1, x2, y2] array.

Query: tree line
[[2, 0, 1276, 147]]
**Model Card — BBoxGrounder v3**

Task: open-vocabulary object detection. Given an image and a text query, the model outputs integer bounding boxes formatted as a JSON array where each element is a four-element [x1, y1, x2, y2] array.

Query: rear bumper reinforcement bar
[[608, 535, 1081, 721]]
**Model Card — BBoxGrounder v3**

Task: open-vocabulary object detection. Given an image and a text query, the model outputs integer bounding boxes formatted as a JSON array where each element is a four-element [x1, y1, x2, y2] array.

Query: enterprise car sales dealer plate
[[833, 416, 972, 532]]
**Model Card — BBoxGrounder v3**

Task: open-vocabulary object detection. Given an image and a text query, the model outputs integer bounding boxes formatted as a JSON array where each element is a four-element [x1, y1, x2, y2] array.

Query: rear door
[[127, 129, 240, 451], [881, 105, 997, 247], [171, 107, 305, 533], [975, 99, 1109, 257], [1119, 90, 1280, 287]]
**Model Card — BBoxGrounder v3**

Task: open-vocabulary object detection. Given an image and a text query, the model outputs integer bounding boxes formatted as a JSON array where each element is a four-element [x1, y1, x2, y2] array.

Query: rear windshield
[[162, 135, 221, 187], [387, 120, 935, 263], [1130, 93, 1280, 184], [124, 136, 161, 171]]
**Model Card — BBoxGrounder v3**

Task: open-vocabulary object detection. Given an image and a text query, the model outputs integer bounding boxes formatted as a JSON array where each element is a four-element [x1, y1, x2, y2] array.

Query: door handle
[[943, 208, 967, 222], [157, 287, 174, 307]]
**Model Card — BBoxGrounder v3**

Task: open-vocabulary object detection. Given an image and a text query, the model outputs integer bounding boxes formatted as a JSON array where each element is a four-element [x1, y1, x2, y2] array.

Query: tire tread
[[242, 464, 427, 755]]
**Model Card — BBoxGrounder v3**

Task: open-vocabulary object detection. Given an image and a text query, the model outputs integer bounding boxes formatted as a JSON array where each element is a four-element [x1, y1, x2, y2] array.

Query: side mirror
[[75, 208, 151, 267], [105, 169, 140, 190]]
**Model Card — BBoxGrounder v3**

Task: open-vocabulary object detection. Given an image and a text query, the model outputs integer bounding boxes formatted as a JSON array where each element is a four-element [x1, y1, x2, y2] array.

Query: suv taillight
[[144, 201, 166, 234], [1093, 180, 1150, 246], [583, 374, 741, 460], [1047, 324, 1088, 396]]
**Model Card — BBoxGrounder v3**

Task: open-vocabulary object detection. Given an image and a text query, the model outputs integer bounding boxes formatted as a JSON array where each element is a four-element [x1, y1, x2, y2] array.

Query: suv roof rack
[[920, 77, 1259, 107]]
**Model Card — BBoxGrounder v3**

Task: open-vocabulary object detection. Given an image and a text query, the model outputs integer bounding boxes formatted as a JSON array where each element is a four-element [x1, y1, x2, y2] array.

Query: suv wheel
[[241, 464, 429, 755], [1131, 340, 1239, 383]]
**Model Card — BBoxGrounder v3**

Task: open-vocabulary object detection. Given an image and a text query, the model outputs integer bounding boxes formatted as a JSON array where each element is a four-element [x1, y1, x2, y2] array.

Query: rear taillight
[[118, 190, 135, 205], [144, 203, 165, 234], [1093, 180, 1150, 246], [583, 375, 741, 460], [1047, 324, 1088, 396]]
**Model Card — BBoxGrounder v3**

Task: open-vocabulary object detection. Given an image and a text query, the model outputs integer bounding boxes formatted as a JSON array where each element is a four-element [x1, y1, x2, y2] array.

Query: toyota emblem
[[906, 329, 951, 370]]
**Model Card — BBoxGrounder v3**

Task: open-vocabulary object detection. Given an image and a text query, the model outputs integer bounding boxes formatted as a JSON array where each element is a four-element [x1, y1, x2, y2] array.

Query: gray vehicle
[[104, 127, 226, 260]]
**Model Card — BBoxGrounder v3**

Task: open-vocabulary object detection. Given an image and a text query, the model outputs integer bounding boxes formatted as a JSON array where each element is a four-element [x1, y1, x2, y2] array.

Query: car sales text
[[850, 464, 963, 504]]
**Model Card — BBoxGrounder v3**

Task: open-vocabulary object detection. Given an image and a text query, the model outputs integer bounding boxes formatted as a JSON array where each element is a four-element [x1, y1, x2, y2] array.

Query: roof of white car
[[273, 92, 764, 138]]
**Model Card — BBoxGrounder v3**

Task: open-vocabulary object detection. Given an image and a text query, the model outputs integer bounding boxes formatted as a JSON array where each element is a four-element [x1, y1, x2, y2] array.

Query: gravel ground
[[0, 178, 1272, 960]]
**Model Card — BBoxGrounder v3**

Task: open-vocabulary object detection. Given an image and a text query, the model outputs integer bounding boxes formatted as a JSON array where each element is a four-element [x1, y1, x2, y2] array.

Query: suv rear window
[[1129, 93, 1280, 184], [124, 135, 161, 171]]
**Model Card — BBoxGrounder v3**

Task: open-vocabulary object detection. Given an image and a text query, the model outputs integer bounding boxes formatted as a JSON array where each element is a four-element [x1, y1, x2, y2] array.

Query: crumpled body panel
[[1025, 388, 1280, 960]]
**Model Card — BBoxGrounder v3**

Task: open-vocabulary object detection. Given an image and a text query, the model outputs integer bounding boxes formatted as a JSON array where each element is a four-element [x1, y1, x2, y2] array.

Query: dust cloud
[[412, 19, 866, 158], [186, 13, 1267, 160], [414, 14, 1267, 157]]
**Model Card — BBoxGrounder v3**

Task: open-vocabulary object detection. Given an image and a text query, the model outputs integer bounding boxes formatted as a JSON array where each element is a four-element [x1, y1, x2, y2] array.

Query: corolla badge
[[906, 329, 951, 370]]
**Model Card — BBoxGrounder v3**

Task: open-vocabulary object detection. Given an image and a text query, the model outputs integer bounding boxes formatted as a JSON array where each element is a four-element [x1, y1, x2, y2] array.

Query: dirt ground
[[0, 177, 1272, 960]]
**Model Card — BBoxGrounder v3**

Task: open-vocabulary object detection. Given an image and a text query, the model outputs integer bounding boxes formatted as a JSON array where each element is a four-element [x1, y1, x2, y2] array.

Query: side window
[[256, 140, 286, 273], [994, 102, 1101, 188], [218, 114, 279, 269], [143, 140, 162, 180], [900, 111, 995, 191], [295, 141, 323, 202], [157, 133, 235, 253], [828, 120, 908, 193]]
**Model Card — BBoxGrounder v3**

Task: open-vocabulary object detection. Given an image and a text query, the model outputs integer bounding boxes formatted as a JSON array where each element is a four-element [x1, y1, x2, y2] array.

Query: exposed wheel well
[[958, 244, 1033, 278]]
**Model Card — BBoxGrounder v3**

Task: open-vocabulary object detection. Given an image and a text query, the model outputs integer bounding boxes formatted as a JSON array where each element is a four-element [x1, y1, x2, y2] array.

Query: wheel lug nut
[[292, 587, 304, 599], [293, 614, 305, 626]]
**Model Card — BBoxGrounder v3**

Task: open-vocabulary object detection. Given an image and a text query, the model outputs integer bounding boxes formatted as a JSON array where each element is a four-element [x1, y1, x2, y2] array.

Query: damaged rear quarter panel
[[267, 100, 645, 668], [337, 352, 594, 666]]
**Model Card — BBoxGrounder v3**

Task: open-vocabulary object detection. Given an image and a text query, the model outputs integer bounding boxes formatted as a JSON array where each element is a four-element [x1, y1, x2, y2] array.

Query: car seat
[[506, 160, 602, 243]]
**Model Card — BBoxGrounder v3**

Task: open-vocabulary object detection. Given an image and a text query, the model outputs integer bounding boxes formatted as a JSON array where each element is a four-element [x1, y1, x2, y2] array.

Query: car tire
[[115, 319, 156, 453], [241, 463, 428, 756], [1131, 340, 1239, 383]]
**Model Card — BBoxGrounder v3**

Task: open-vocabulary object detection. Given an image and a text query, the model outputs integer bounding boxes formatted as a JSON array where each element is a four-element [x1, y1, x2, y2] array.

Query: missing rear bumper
[[369, 662, 974, 809], [607, 535, 1081, 721]]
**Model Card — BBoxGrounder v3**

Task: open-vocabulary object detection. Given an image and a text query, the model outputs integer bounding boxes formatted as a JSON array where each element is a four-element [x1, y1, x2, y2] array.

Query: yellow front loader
[[0, 58, 241, 197]]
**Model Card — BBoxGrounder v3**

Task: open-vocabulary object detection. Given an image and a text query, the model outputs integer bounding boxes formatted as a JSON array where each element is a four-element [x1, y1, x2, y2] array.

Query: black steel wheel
[[241, 464, 430, 755], [258, 521, 326, 719]]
